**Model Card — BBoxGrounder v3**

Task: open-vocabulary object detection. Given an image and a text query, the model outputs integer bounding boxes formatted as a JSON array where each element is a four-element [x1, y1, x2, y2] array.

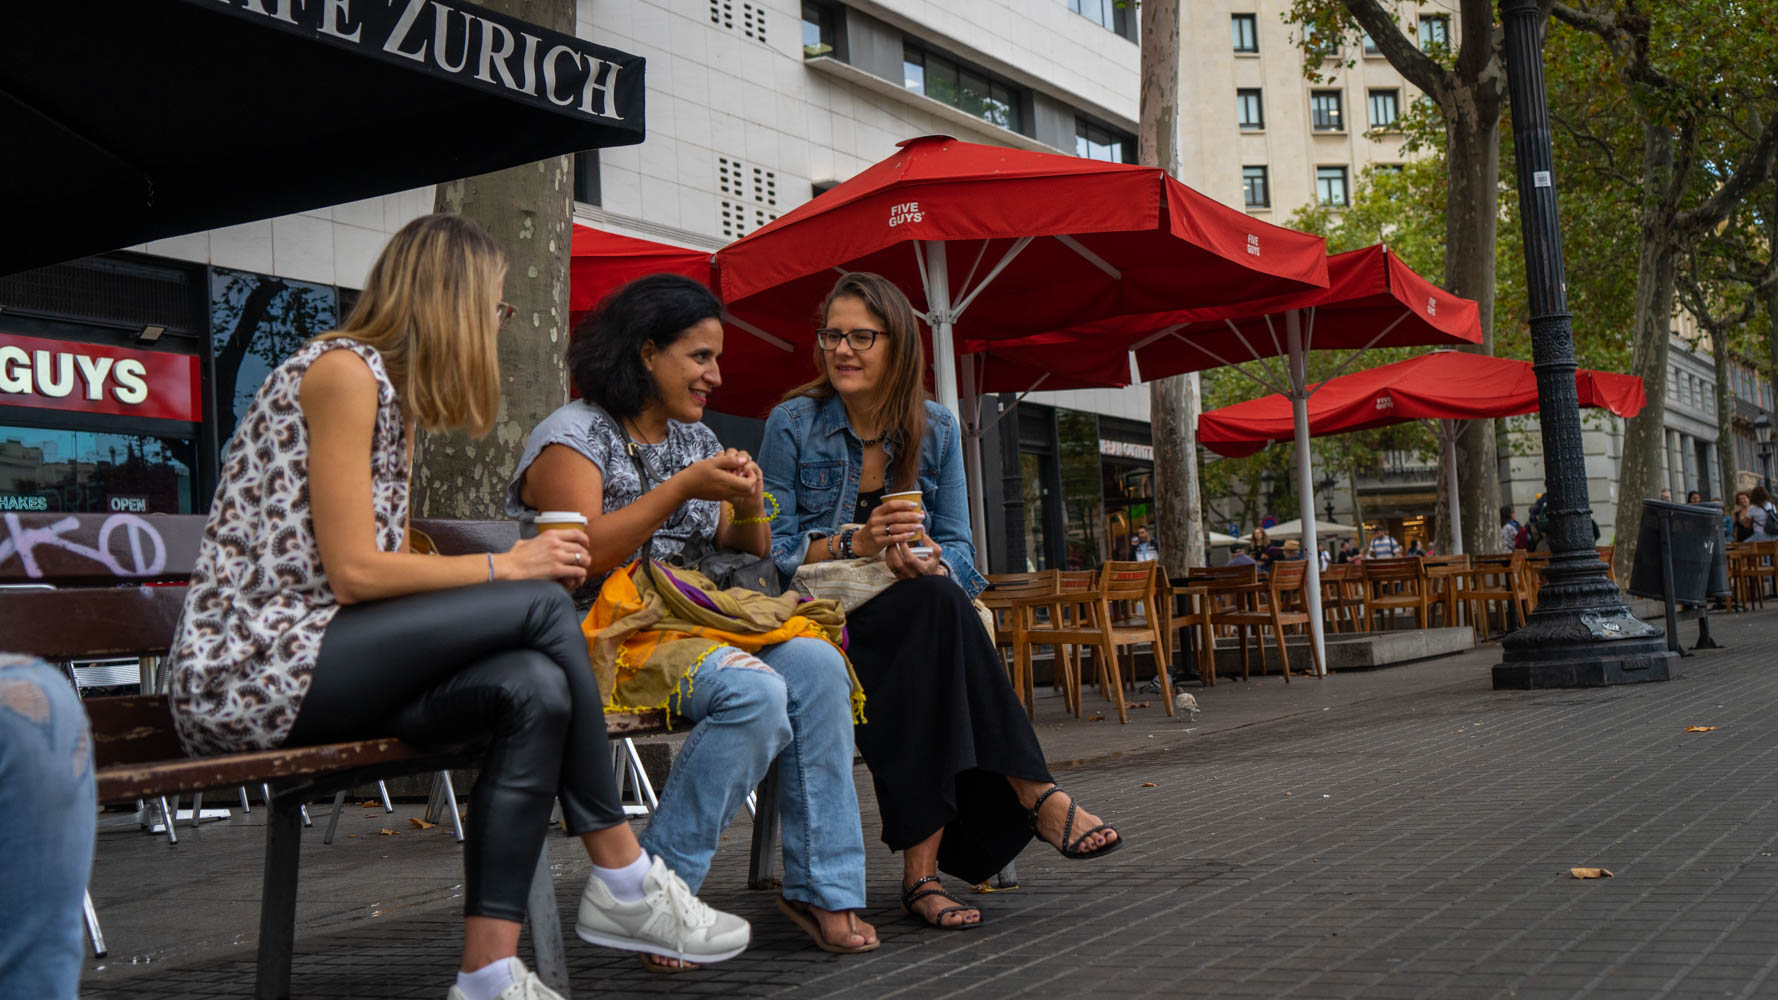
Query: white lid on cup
[[535, 511, 589, 527]]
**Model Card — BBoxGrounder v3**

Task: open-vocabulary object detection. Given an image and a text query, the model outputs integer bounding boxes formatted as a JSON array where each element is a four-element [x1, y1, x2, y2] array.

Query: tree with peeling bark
[[411, 0, 578, 519], [1547, 1, 1778, 581], [1139, 0, 1207, 574], [1287, 0, 1509, 557]]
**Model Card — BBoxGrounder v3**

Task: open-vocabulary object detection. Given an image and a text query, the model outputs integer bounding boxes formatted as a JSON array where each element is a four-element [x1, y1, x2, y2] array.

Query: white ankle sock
[[455, 957, 519, 1000], [592, 852, 652, 903]]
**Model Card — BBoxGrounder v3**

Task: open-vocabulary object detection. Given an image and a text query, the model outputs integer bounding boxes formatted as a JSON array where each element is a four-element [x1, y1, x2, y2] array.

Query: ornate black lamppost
[[1493, 0, 1676, 687]]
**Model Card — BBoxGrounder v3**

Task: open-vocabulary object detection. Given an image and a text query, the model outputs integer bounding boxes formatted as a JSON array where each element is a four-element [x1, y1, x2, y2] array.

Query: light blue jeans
[[0, 655, 96, 1000], [639, 637, 866, 911]]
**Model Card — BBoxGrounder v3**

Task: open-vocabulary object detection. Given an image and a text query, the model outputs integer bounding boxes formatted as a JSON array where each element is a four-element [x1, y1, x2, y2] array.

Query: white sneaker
[[575, 855, 751, 964], [445, 958, 563, 1000]]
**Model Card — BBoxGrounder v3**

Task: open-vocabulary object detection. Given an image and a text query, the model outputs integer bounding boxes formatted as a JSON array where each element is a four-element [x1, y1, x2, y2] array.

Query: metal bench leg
[[378, 780, 394, 813], [158, 796, 178, 845], [298, 804, 311, 828], [747, 760, 781, 890], [525, 847, 570, 998], [190, 791, 204, 828], [239, 785, 253, 814], [439, 771, 465, 844], [322, 789, 347, 845], [84, 890, 107, 958], [256, 792, 304, 1000], [622, 738, 659, 813]]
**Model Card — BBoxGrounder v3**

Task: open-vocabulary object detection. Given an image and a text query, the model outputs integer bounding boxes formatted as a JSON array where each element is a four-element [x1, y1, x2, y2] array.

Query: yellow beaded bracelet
[[728, 491, 781, 524]]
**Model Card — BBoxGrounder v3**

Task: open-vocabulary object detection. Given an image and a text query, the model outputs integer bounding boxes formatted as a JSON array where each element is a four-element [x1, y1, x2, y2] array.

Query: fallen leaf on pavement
[[1088, 714, 1105, 722], [409, 817, 436, 830], [1141, 782, 1157, 788], [379, 828, 398, 837], [1685, 726, 1717, 733], [358, 800, 379, 808], [346, 834, 356, 839], [1570, 867, 1613, 879]]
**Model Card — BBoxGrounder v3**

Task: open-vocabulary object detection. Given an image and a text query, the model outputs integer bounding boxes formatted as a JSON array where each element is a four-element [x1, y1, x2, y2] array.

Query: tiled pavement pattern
[[83, 609, 1778, 998]]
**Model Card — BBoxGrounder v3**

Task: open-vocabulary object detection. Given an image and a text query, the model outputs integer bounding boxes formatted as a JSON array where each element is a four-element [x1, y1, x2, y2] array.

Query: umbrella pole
[[1286, 310, 1327, 676], [921, 240, 988, 570], [1441, 420, 1464, 555], [958, 354, 991, 568]]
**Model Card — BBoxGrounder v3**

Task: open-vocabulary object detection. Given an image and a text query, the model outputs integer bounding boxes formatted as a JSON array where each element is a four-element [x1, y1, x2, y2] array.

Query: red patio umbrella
[[714, 134, 1330, 558], [1197, 351, 1646, 458]]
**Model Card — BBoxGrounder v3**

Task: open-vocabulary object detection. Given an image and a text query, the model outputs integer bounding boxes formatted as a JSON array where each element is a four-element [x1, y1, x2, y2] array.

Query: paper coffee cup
[[883, 490, 923, 511], [535, 511, 589, 534]]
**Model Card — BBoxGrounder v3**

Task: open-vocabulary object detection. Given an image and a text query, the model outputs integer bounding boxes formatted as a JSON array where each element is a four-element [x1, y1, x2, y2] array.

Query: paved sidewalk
[[82, 610, 1778, 998]]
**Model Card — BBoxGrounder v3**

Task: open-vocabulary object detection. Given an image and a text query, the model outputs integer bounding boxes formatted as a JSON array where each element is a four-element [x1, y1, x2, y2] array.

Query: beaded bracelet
[[728, 491, 781, 524]]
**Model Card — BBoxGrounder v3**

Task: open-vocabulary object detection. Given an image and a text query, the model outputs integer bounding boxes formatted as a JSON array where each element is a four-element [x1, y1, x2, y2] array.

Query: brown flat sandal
[[776, 896, 881, 953]]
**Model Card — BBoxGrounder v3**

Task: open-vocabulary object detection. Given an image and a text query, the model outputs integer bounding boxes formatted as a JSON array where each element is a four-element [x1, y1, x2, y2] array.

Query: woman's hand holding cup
[[884, 538, 943, 579], [499, 530, 589, 588], [855, 499, 925, 558]]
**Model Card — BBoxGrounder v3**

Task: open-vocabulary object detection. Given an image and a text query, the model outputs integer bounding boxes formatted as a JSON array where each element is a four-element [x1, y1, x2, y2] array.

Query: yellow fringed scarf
[[582, 560, 865, 725]]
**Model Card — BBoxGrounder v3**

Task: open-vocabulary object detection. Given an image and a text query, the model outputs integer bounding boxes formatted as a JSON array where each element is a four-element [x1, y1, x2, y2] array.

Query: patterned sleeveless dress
[[167, 339, 409, 755]]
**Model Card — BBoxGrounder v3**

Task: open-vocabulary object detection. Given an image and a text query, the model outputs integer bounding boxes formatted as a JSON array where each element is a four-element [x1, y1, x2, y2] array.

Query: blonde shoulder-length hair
[[783, 272, 927, 491], [316, 213, 506, 436]]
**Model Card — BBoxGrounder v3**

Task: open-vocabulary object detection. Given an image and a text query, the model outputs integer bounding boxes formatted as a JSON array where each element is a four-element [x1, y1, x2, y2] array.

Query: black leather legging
[[285, 580, 626, 922]]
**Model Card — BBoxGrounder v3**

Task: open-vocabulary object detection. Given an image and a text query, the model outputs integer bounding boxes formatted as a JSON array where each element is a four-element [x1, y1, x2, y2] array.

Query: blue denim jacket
[[760, 394, 988, 598]]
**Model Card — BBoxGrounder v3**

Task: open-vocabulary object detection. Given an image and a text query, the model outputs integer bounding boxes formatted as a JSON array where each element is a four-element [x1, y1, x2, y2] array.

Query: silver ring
[[575, 553, 583, 566]]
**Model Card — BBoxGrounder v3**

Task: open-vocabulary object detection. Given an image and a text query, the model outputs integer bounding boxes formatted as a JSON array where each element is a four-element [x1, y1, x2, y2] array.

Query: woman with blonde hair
[[759, 272, 1123, 933], [166, 215, 747, 1000]]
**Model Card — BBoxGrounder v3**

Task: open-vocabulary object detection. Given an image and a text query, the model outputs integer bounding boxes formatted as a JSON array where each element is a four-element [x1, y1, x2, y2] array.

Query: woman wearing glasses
[[759, 273, 1124, 933], [507, 273, 876, 964], [166, 217, 749, 1000]]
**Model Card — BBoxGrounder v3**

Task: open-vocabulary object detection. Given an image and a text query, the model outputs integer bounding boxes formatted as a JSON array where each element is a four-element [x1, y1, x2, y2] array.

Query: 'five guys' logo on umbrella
[[1427, 296, 1438, 317], [1247, 234, 1261, 256]]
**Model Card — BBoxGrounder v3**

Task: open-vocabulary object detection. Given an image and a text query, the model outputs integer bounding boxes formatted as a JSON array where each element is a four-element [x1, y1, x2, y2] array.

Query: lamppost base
[[1493, 608, 1678, 689]]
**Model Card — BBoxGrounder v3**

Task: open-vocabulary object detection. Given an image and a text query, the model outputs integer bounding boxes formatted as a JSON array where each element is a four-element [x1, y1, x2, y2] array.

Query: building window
[[1368, 89, 1400, 129], [1310, 90, 1344, 131], [572, 150, 600, 205], [1070, 0, 1136, 39], [903, 45, 1022, 132], [1236, 88, 1265, 130], [1232, 13, 1258, 53], [1243, 165, 1270, 208], [801, 1, 834, 58], [1076, 118, 1135, 163], [1362, 30, 1381, 55], [1419, 15, 1449, 49], [1317, 165, 1350, 206]]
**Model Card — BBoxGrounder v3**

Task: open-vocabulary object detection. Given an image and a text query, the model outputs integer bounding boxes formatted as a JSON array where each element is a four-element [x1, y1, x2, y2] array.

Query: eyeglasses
[[816, 327, 884, 352], [495, 301, 516, 331]]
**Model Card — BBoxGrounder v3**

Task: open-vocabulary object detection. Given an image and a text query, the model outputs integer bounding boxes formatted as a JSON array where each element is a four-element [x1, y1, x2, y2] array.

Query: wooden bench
[[0, 512, 780, 1000]]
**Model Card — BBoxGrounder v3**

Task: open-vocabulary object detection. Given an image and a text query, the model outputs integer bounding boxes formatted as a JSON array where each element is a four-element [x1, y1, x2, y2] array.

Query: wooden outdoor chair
[[1465, 551, 1530, 641], [1754, 541, 1778, 604], [1208, 560, 1322, 683], [1419, 553, 1470, 629], [1156, 576, 1216, 688], [1524, 552, 1553, 611], [1318, 563, 1361, 633], [980, 570, 1059, 717], [1360, 558, 1433, 630], [1728, 542, 1762, 610], [1596, 545, 1616, 585], [1036, 561, 1173, 723]]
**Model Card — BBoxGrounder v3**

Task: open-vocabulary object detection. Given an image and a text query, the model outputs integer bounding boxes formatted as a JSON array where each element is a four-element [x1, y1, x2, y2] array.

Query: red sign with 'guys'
[[0, 331, 201, 422]]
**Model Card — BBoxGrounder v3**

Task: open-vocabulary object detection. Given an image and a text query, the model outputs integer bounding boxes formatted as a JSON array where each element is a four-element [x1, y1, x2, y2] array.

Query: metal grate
[[752, 165, 777, 207], [718, 156, 746, 199], [720, 201, 753, 239], [0, 256, 200, 337], [742, 2, 766, 42], [709, 0, 733, 29]]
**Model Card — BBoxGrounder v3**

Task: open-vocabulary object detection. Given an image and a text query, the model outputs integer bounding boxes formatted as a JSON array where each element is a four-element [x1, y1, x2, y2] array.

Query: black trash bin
[[1627, 499, 1726, 603]]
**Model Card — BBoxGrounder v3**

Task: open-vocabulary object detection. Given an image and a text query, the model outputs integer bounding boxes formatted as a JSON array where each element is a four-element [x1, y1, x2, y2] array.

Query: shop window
[[903, 45, 1022, 133], [1057, 409, 1106, 570], [0, 426, 196, 514], [209, 268, 341, 447], [1075, 117, 1135, 163]]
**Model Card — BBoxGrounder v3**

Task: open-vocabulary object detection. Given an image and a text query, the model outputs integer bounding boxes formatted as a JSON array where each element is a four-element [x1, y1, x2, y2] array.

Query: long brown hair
[[783, 273, 928, 491], [318, 213, 506, 436]]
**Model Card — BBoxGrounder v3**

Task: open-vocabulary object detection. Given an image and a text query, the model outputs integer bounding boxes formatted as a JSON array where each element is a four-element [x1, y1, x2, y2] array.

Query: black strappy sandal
[[900, 875, 982, 930], [1028, 785, 1124, 860]]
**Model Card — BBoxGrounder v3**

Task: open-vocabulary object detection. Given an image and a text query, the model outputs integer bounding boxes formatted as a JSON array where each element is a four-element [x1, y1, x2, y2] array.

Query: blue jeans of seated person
[[639, 637, 866, 911], [0, 655, 97, 1000]]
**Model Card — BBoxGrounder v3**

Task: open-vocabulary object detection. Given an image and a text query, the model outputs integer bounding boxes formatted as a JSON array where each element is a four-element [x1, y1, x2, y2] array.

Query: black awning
[[0, 0, 647, 275]]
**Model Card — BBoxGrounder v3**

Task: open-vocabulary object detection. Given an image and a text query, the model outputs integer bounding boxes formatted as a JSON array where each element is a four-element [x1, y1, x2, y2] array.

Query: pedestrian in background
[[1367, 524, 1403, 560], [1132, 526, 1159, 562]]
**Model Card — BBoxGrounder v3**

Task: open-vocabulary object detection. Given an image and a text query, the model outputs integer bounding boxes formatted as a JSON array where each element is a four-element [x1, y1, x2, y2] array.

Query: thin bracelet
[[486, 552, 495, 582]]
